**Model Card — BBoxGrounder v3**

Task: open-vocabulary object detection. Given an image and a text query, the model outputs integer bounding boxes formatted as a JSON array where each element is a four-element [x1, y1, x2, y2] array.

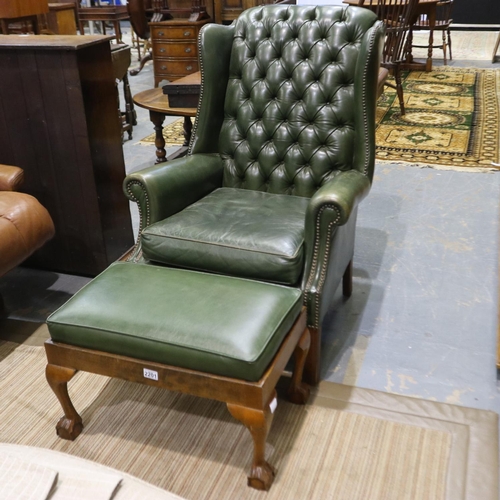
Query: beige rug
[[0, 337, 497, 500]]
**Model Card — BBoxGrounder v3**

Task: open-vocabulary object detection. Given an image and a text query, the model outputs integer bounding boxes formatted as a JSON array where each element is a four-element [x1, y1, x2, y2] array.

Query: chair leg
[[394, 69, 406, 115], [342, 259, 353, 298], [46, 364, 83, 441], [303, 326, 320, 386], [442, 30, 447, 65], [288, 328, 311, 405], [447, 29, 452, 60], [227, 393, 277, 491]]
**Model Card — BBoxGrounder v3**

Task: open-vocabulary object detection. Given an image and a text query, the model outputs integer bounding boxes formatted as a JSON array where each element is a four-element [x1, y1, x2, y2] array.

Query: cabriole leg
[[227, 392, 277, 490], [46, 364, 83, 440], [288, 328, 311, 404]]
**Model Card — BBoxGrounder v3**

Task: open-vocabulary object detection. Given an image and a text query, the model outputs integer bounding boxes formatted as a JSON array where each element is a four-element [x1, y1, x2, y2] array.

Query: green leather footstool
[[45, 262, 311, 491]]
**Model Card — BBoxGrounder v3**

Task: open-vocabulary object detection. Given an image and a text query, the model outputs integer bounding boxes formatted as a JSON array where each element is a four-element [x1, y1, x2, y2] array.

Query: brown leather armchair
[[0, 165, 55, 278]]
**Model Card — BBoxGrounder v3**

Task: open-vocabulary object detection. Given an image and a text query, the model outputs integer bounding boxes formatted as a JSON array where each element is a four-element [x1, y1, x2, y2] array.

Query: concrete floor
[[1, 27, 499, 419]]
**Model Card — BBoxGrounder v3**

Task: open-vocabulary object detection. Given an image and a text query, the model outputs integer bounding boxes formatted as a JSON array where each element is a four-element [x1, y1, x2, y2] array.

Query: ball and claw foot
[[288, 382, 310, 405], [248, 462, 276, 490], [56, 416, 83, 441]]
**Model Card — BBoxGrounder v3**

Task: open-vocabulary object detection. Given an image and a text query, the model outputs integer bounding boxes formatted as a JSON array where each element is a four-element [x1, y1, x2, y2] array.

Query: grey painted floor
[[1, 28, 499, 421]]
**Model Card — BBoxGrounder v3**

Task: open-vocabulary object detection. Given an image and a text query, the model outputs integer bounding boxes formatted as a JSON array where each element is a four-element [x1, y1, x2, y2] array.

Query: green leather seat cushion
[[141, 188, 309, 285], [47, 262, 303, 381]]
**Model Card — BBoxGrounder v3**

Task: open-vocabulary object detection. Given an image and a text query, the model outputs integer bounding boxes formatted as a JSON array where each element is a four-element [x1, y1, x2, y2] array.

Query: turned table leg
[[46, 364, 83, 441], [227, 392, 277, 491], [288, 328, 311, 405], [150, 110, 167, 163]]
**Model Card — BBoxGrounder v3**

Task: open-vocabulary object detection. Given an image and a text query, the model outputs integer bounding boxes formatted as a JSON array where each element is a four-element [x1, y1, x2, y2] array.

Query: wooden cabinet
[[213, 0, 273, 24], [151, 19, 210, 87], [46, 3, 77, 35], [0, 35, 134, 276]]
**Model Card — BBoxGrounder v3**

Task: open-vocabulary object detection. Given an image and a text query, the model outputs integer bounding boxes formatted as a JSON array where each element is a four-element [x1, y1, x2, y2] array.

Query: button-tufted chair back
[[218, 6, 380, 198]]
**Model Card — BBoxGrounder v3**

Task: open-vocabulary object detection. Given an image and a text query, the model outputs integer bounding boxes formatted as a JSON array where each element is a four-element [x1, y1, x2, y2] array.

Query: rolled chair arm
[[0, 165, 24, 192], [0, 192, 55, 277], [303, 170, 371, 328], [123, 154, 224, 255]]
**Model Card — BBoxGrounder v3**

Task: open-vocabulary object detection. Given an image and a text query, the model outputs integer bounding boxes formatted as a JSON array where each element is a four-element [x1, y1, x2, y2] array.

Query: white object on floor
[[0, 455, 57, 500], [0, 445, 186, 500]]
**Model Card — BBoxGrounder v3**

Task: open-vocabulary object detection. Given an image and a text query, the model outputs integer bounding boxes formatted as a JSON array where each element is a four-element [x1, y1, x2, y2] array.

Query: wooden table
[[133, 72, 200, 163], [77, 5, 129, 43], [343, 0, 440, 72]]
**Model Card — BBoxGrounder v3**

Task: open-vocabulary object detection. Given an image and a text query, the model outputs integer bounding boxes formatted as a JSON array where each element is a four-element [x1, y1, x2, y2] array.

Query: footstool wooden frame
[[45, 308, 310, 491]]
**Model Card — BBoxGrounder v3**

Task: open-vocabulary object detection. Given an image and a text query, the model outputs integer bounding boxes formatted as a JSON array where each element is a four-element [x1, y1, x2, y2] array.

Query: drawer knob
[[158, 31, 164, 36], [185, 47, 192, 53], [186, 65, 193, 71], [160, 48, 166, 53], [161, 65, 167, 70], [184, 31, 191, 36]]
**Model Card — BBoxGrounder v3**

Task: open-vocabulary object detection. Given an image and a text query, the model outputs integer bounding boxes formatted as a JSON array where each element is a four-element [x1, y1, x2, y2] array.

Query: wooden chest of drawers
[[151, 19, 210, 87]]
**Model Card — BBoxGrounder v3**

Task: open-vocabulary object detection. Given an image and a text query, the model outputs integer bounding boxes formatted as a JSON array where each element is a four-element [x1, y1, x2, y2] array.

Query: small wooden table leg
[[150, 110, 167, 163], [227, 391, 277, 491], [46, 364, 83, 440], [114, 20, 122, 43]]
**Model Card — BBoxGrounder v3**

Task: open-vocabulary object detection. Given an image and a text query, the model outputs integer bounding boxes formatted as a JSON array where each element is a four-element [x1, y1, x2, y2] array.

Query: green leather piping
[[124, 179, 150, 261], [361, 23, 382, 176], [360, 20, 385, 177], [304, 204, 340, 328], [144, 232, 304, 258], [187, 23, 207, 154]]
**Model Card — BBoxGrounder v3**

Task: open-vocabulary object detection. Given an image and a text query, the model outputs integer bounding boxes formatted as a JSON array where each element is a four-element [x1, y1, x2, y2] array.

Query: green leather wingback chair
[[124, 5, 384, 385]]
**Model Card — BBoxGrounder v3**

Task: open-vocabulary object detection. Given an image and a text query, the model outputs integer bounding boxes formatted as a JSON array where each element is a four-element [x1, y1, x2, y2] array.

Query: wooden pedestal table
[[45, 263, 311, 491], [133, 74, 200, 163]]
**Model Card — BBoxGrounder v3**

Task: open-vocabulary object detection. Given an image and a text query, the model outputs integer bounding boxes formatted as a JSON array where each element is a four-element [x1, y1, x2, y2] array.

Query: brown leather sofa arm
[[0, 164, 24, 192], [0, 165, 55, 277]]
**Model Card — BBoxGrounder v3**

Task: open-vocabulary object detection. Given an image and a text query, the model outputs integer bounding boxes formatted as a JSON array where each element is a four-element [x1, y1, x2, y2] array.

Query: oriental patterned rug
[[376, 67, 500, 170], [139, 67, 500, 171], [0, 337, 498, 500]]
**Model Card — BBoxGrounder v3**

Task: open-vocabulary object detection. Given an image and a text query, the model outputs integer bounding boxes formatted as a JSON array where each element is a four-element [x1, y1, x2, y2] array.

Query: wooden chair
[[362, 0, 419, 115], [411, 0, 454, 64]]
